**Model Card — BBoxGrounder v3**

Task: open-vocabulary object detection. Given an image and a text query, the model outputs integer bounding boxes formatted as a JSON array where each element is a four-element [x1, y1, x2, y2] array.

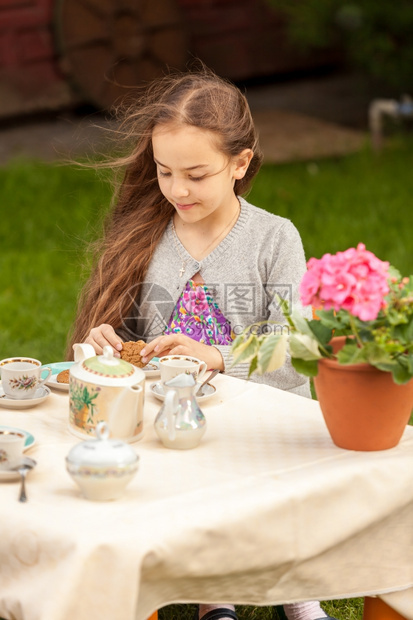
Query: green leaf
[[308, 320, 332, 345], [394, 321, 413, 344], [290, 309, 314, 336], [390, 361, 412, 385], [291, 357, 319, 377], [373, 358, 413, 384], [374, 361, 398, 373], [363, 342, 395, 365], [231, 332, 249, 353], [336, 343, 367, 365], [289, 333, 322, 360], [257, 334, 288, 374], [248, 355, 259, 377], [277, 295, 291, 317], [314, 309, 344, 330], [231, 334, 259, 366]]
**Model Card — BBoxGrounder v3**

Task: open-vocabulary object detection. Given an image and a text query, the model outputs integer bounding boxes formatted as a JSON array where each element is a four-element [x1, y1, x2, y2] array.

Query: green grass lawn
[[0, 161, 112, 362], [1, 136, 413, 620]]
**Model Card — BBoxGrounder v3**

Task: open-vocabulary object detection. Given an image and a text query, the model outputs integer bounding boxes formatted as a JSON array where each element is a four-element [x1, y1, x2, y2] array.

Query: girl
[[68, 66, 336, 620]]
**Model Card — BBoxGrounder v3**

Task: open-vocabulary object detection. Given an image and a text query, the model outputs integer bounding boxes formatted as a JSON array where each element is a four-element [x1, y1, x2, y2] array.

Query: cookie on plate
[[56, 369, 70, 383], [120, 340, 147, 367]]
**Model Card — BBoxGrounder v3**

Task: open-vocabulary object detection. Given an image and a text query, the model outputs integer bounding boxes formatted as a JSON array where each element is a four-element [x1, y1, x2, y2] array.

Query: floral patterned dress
[[164, 279, 233, 345]]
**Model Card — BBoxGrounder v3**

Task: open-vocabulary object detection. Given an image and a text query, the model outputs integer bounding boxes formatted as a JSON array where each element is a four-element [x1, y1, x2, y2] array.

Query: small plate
[[0, 426, 36, 480], [45, 374, 70, 392], [0, 386, 51, 409], [150, 380, 217, 403], [141, 358, 160, 378], [42, 362, 74, 392]]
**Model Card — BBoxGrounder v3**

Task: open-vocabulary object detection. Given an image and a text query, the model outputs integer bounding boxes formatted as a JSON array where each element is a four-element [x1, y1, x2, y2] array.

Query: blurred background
[[1, 0, 411, 160], [1, 3, 413, 619], [0, 0, 372, 116], [1, 0, 411, 118]]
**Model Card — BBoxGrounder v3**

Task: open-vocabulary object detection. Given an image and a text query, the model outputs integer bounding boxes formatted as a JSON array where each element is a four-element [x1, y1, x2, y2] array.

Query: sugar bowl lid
[[66, 422, 139, 469]]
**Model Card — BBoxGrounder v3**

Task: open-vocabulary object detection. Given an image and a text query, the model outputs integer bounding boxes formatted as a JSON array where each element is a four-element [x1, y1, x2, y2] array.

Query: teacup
[[0, 357, 52, 400], [0, 430, 26, 468], [159, 355, 207, 385]]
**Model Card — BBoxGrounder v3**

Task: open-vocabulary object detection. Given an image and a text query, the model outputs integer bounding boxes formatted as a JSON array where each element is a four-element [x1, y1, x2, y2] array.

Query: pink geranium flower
[[299, 243, 390, 321]]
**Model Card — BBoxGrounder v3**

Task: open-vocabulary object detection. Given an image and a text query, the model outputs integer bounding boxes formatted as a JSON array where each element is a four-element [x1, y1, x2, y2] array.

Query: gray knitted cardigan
[[116, 197, 311, 398]]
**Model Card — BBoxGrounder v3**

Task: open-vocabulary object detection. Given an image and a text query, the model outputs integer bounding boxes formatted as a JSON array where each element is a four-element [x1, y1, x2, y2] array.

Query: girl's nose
[[171, 177, 190, 198]]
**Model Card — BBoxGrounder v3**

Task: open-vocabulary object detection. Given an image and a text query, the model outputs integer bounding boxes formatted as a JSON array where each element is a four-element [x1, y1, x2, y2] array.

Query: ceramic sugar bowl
[[69, 344, 145, 442], [66, 422, 139, 501]]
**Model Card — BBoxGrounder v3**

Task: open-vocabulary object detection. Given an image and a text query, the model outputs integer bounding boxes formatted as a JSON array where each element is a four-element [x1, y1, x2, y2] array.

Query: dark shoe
[[195, 606, 238, 620]]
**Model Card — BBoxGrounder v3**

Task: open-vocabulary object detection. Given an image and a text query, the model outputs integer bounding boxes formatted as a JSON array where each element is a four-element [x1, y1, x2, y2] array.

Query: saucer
[[141, 358, 160, 378], [150, 381, 217, 403], [0, 386, 51, 409], [0, 426, 36, 480], [43, 362, 74, 392]]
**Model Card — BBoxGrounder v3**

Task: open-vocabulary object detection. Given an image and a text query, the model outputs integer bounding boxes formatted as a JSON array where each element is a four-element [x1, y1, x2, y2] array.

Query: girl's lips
[[176, 203, 196, 211]]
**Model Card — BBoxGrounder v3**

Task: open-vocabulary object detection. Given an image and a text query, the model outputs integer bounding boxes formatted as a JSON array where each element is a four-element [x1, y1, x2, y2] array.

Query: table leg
[[363, 597, 408, 620]]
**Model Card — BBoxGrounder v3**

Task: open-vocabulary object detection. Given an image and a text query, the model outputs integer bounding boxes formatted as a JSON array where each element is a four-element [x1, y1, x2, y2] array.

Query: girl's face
[[152, 123, 252, 226]]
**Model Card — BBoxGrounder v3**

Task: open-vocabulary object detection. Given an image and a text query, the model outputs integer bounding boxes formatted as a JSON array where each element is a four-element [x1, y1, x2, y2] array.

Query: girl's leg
[[283, 601, 330, 620], [198, 604, 237, 620]]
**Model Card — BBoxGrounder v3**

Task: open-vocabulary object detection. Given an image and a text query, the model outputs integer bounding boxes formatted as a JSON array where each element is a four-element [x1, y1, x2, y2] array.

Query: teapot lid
[[66, 422, 138, 468], [82, 346, 135, 378]]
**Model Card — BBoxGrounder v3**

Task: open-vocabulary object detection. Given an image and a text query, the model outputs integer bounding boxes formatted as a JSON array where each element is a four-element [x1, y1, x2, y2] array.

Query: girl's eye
[[158, 170, 205, 182]]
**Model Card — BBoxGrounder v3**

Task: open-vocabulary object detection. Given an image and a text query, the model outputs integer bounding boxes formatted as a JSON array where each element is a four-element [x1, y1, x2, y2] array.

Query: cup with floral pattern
[[0, 357, 52, 400]]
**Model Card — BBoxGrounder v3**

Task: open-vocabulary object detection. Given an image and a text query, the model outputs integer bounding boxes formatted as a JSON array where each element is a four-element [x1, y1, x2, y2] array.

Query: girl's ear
[[233, 149, 254, 180]]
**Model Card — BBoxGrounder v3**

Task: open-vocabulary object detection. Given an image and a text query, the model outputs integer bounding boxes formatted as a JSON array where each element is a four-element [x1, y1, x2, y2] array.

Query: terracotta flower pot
[[313, 337, 413, 451]]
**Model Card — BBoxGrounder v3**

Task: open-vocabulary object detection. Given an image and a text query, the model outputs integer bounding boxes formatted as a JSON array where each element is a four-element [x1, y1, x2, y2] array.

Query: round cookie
[[56, 369, 70, 383], [120, 340, 147, 367]]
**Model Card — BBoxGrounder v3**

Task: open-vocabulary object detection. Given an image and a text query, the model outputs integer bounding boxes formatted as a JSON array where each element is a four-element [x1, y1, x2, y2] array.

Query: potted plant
[[231, 243, 413, 450]]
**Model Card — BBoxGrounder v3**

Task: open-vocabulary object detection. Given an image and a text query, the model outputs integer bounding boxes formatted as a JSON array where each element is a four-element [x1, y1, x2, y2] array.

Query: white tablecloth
[[0, 373, 412, 620]]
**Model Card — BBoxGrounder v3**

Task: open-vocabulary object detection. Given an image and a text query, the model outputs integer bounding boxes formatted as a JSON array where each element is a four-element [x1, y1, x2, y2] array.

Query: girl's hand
[[82, 324, 123, 357], [140, 334, 224, 371]]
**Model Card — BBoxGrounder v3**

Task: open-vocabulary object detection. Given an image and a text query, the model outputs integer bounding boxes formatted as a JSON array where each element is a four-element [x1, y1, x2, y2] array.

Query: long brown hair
[[66, 65, 263, 357]]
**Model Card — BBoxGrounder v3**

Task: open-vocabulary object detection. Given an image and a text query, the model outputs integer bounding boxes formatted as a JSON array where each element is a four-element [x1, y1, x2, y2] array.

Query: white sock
[[199, 604, 235, 619], [283, 601, 327, 620]]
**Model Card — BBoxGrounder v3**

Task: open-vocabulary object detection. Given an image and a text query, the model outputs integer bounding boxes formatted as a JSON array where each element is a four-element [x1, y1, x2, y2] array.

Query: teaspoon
[[10, 457, 37, 502], [196, 369, 220, 396]]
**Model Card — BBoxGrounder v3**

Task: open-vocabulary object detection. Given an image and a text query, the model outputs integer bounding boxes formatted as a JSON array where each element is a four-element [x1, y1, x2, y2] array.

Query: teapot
[[69, 344, 145, 443], [154, 373, 207, 449]]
